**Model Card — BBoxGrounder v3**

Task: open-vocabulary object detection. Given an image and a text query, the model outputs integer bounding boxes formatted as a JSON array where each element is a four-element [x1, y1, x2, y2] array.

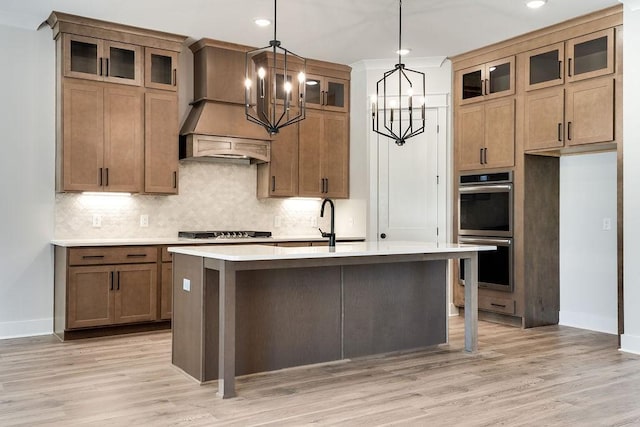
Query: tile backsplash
[[55, 161, 363, 239]]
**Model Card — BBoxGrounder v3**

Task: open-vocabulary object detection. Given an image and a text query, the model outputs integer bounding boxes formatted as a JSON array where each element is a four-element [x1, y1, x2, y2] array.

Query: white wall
[[559, 152, 617, 334], [622, 2, 640, 354], [0, 24, 56, 338]]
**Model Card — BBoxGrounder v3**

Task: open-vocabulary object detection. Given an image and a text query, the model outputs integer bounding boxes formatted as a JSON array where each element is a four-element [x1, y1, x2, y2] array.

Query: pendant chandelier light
[[372, 0, 426, 146], [245, 0, 306, 135]]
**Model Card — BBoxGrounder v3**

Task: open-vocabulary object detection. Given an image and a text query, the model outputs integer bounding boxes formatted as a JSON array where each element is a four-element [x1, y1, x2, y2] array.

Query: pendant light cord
[[398, 0, 402, 65], [273, 0, 278, 41]]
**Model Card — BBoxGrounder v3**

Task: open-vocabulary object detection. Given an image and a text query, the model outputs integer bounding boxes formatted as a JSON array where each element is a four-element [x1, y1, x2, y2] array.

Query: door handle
[[110, 271, 114, 291], [271, 176, 276, 192], [483, 148, 488, 165], [558, 123, 563, 142], [479, 148, 484, 164], [99, 58, 103, 76], [568, 58, 572, 77], [116, 271, 120, 290], [99, 168, 103, 186], [567, 121, 572, 141], [172, 69, 177, 86], [105, 168, 109, 187], [173, 171, 177, 189], [558, 60, 562, 79], [105, 58, 109, 77]]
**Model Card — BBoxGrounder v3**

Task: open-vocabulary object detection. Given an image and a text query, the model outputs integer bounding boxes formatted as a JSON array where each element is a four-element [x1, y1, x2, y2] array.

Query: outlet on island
[[140, 214, 149, 227], [92, 214, 102, 228]]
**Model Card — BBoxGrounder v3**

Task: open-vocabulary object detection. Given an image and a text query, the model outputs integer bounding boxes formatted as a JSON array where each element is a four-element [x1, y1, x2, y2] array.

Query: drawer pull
[[126, 254, 147, 258], [82, 255, 105, 259], [491, 303, 507, 308]]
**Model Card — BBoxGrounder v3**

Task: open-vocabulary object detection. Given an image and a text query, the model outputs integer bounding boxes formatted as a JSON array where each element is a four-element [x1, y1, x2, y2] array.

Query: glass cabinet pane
[[573, 36, 608, 76], [326, 81, 345, 108], [462, 69, 483, 100], [150, 53, 172, 85], [305, 78, 322, 105], [275, 73, 293, 103], [529, 50, 561, 86], [109, 46, 136, 80], [70, 40, 98, 75], [489, 62, 511, 94]]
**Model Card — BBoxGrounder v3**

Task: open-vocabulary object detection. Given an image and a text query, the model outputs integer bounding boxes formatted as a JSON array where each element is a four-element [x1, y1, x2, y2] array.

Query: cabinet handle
[[99, 168, 103, 186], [173, 171, 177, 189], [99, 58, 103, 76], [116, 271, 120, 290], [483, 148, 488, 165], [491, 303, 507, 308], [568, 58, 572, 77], [558, 60, 562, 79], [484, 79, 488, 96], [558, 123, 563, 142], [567, 121, 572, 141], [110, 271, 114, 291], [105, 58, 109, 77], [172, 69, 177, 86], [82, 255, 105, 259], [271, 176, 276, 192], [479, 148, 484, 164], [126, 253, 147, 258], [325, 178, 329, 193], [105, 168, 109, 187]]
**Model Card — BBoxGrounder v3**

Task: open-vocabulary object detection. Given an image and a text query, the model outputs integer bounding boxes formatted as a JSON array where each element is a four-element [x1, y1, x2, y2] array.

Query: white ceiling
[[0, 0, 621, 64]]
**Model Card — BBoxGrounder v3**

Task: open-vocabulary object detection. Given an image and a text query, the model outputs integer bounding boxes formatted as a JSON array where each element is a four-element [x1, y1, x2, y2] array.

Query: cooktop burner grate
[[178, 230, 272, 239]]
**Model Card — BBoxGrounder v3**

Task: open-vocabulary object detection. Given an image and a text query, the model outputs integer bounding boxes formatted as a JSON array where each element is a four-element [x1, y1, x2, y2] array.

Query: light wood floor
[[1, 317, 640, 426]]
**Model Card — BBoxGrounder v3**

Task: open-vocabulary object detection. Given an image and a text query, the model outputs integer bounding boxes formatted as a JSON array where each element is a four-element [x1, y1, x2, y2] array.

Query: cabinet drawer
[[68, 246, 158, 266], [478, 295, 516, 315]]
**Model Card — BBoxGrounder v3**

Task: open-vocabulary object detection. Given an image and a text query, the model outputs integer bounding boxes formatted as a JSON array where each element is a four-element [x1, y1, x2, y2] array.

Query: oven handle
[[459, 237, 512, 246], [459, 184, 512, 193]]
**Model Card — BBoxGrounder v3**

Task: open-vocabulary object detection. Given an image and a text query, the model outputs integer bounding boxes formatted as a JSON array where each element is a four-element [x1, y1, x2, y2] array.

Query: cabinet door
[[145, 48, 178, 91], [524, 87, 564, 151], [525, 42, 564, 91], [114, 264, 157, 324], [298, 111, 325, 196], [103, 41, 143, 86], [485, 56, 515, 100], [565, 77, 614, 146], [324, 112, 349, 198], [62, 81, 104, 191], [458, 64, 485, 105], [484, 98, 515, 169], [145, 92, 179, 194], [63, 34, 103, 82], [323, 77, 349, 113], [566, 28, 614, 83], [68, 266, 114, 328], [160, 262, 172, 320], [103, 86, 144, 193], [304, 75, 324, 110], [457, 104, 485, 171], [268, 123, 299, 196]]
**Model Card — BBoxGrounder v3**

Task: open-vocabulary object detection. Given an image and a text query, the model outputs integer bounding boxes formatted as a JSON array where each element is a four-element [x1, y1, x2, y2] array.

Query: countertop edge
[[51, 236, 366, 247]]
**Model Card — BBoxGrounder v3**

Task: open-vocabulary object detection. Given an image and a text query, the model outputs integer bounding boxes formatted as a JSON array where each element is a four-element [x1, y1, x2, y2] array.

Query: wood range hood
[[179, 38, 271, 164]]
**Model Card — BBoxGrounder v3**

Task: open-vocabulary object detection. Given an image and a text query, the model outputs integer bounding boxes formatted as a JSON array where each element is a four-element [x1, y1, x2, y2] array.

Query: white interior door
[[378, 108, 442, 242]]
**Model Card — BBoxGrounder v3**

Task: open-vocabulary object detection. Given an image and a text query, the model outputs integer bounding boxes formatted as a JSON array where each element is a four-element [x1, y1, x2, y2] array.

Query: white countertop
[[168, 241, 496, 262], [51, 235, 365, 247]]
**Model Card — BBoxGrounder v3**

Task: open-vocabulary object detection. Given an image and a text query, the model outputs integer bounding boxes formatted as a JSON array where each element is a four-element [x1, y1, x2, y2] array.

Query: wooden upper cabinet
[[565, 76, 614, 146], [566, 28, 614, 83], [145, 48, 178, 91], [257, 124, 299, 198], [525, 29, 614, 91], [524, 87, 565, 151], [457, 98, 514, 171], [63, 34, 143, 86], [458, 56, 515, 105], [305, 74, 349, 113], [145, 92, 179, 194]]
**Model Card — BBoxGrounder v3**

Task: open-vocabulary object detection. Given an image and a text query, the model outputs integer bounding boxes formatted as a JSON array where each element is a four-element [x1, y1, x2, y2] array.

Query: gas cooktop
[[178, 230, 272, 239]]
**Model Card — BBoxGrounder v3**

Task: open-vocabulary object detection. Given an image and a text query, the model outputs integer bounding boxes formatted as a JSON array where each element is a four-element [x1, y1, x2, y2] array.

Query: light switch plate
[[183, 278, 191, 292]]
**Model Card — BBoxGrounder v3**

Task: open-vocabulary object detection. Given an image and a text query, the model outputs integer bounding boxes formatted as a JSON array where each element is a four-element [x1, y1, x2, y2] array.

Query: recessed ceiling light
[[396, 48, 411, 56], [254, 18, 271, 27], [526, 0, 547, 9]]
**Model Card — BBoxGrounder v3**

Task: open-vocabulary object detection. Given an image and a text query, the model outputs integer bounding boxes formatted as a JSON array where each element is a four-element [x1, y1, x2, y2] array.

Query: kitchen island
[[168, 241, 494, 398]]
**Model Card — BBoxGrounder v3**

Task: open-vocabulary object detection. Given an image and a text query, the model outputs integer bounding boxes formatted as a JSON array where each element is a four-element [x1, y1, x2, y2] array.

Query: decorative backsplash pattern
[[55, 162, 364, 239]]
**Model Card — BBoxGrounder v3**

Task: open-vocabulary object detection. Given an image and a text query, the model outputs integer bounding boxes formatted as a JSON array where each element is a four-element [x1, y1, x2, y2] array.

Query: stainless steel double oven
[[458, 171, 514, 292]]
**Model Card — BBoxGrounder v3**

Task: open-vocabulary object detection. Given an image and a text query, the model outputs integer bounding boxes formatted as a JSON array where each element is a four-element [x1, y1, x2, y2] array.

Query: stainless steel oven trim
[[458, 182, 513, 237], [458, 236, 514, 292]]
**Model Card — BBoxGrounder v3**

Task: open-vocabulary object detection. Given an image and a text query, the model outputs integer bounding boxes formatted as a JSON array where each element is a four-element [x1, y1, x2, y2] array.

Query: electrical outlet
[[92, 214, 102, 228], [183, 278, 191, 292], [140, 214, 149, 227], [603, 217, 612, 231]]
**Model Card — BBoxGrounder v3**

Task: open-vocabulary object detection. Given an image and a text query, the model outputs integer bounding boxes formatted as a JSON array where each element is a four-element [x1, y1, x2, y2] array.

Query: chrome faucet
[[319, 198, 336, 248]]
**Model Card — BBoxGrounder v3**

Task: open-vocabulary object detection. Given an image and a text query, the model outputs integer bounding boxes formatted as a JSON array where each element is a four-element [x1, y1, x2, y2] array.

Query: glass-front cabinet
[[458, 56, 515, 105], [525, 28, 614, 91], [305, 74, 349, 113], [63, 34, 142, 86], [145, 48, 178, 91]]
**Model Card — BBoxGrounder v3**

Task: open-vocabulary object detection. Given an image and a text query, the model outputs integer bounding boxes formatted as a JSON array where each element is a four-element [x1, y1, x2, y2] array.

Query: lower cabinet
[[68, 264, 157, 328], [160, 249, 173, 320]]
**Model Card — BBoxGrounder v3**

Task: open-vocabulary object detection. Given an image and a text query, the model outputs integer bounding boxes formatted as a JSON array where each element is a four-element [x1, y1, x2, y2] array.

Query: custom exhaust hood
[[179, 39, 271, 163]]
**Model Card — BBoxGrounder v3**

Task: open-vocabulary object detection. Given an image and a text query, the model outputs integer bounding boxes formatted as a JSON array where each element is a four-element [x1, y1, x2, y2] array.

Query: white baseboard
[[621, 333, 640, 355], [559, 311, 617, 335], [448, 303, 459, 317], [0, 318, 53, 340]]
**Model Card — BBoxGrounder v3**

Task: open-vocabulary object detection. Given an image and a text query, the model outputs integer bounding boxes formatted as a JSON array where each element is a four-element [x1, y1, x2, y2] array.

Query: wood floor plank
[[1, 317, 640, 426]]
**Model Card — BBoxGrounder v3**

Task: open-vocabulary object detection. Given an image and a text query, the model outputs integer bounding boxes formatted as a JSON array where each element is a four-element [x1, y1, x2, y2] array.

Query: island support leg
[[463, 252, 478, 352], [217, 262, 236, 398]]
